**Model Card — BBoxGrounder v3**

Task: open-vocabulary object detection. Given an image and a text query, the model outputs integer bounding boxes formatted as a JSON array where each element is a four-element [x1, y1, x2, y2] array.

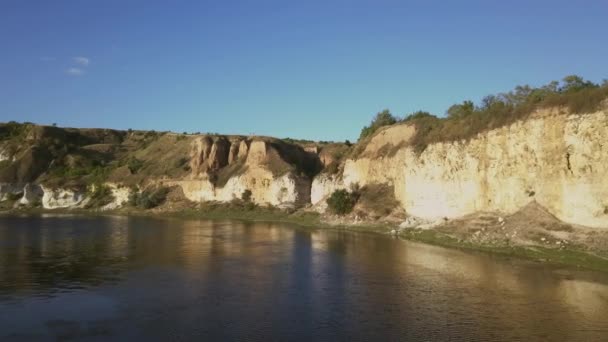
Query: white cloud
[[73, 56, 90, 66], [66, 67, 85, 76]]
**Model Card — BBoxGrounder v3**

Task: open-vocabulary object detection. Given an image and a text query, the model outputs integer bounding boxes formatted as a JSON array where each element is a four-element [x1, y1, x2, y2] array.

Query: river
[[1, 215, 607, 341]]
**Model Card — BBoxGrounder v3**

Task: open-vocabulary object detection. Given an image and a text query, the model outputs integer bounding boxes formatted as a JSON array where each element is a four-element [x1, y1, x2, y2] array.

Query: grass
[[399, 229, 608, 273]]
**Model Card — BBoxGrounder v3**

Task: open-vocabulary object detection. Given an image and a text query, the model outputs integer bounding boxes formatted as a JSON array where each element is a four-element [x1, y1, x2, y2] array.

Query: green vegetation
[[360, 75, 608, 154], [359, 109, 398, 140], [0, 121, 29, 140], [128, 186, 169, 209], [127, 157, 144, 174], [327, 189, 359, 215], [47, 163, 113, 187], [241, 189, 252, 202], [5, 192, 23, 201], [85, 184, 114, 208], [399, 229, 608, 273]]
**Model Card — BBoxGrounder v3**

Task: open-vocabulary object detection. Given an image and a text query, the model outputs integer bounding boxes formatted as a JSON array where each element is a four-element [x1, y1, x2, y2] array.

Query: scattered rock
[[399, 216, 425, 229]]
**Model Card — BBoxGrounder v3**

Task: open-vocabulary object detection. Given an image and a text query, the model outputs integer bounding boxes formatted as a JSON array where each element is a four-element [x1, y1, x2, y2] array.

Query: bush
[[5, 192, 23, 201], [397, 75, 608, 153], [242, 189, 252, 202], [359, 109, 398, 140], [0, 121, 29, 140], [326, 189, 358, 215], [86, 184, 114, 208], [127, 157, 144, 174], [129, 186, 169, 209]]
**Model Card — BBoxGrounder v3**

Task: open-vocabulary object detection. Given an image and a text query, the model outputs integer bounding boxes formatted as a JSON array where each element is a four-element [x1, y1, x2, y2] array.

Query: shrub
[[129, 186, 169, 209], [359, 109, 398, 140], [396, 75, 608, 154], [127, 157, 144, 174], [0, 121, 29, 140], [242, 189, 252, 202], [86, 184, 114, 208], [326, 189, 358, 215], [5, 192, 23, 201]]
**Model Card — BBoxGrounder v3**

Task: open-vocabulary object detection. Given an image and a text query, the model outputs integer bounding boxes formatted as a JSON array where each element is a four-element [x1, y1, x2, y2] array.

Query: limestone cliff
[[312, 108, 608, 228], [1, 106, 608, 230], [0, 123, 322, 210], [175, 137, 319, 206]]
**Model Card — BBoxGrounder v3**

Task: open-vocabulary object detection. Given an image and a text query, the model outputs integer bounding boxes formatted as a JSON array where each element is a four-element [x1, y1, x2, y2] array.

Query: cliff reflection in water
[[1, 215, 608, 340]]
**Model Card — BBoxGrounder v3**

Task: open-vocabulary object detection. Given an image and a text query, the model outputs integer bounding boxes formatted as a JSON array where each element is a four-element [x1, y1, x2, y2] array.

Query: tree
[[403, 111, 435, 122], [447, 100, 475, 118], [560, 75, 596, 92], [359, 109, 397, 139], [542, 80, 560, 93]]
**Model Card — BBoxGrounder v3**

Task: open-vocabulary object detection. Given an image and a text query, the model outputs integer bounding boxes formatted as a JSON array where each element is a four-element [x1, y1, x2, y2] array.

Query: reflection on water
[[1, 215, 608, 341]]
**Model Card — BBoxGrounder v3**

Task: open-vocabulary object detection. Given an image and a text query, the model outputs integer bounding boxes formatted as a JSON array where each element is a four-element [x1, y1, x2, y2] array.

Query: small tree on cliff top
[[359, 109, 397, 140]]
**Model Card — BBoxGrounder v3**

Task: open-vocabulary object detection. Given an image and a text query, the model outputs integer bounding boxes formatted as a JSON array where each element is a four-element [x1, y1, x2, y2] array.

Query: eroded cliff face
[[312, 109, 608, 228], [0, 124, 321, 210], [2, 109, 608, 230], [177, 138, 314, 206]]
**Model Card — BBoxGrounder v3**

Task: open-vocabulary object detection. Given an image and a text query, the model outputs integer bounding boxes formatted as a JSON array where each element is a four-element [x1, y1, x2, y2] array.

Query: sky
[[1, 0, 607, 141]]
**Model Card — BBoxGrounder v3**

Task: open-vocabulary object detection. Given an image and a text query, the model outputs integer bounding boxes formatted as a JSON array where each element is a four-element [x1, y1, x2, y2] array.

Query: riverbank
[[2, 203, 608, 273]]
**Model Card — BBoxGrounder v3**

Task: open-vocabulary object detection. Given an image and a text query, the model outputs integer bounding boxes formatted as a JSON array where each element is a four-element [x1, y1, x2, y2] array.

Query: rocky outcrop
[[41, 186, 88, 209], [312, 109, 608, 228], [0, 122, 323, 210], [19, 183, 43, 205], [178, 138, 314, 206], [3, 109, 608, 231], [0, 149, 14, 162], [101, 184, 131, 210]]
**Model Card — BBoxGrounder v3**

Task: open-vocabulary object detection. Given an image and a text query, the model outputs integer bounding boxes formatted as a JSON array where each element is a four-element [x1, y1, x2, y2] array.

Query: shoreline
[[2, 206, 608, 273]]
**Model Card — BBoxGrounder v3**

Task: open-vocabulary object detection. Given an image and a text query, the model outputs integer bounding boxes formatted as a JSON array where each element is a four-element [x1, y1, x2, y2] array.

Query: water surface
[[1, 215, 607, 341]]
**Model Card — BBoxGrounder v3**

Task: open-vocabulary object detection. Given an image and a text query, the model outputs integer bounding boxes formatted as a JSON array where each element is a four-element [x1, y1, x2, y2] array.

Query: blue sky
[[1, 0, 607, 141]]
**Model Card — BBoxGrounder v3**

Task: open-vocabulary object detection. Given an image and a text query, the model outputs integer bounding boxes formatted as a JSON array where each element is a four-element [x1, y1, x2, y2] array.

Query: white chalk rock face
[[101, 184, 131, 210], [177, 173, 309, 206], [333, 109, 608, 228], [176, 138, 313, 207], [41, 186, 87, 209], [310, 174, 344, 205], [0, 149, 12, 162]]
